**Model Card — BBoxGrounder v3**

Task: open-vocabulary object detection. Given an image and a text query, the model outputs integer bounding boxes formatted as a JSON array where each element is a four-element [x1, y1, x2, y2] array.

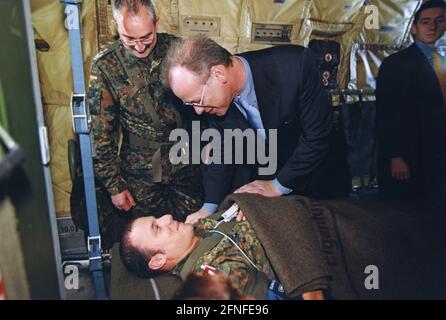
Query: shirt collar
[[171, 254, 189, 278], [415, 39, 443, 61], [234, 56, 257, 107]]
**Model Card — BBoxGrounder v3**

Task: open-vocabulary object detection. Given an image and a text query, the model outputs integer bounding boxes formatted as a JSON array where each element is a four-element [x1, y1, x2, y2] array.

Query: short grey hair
[[162, 35, 233, 87], [113, 0, 157, 22]]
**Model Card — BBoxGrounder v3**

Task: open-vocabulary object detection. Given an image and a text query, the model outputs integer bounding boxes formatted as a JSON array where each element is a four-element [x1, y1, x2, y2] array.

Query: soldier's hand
[[111, 190, 136, 212], [185, 209, 211, 224]]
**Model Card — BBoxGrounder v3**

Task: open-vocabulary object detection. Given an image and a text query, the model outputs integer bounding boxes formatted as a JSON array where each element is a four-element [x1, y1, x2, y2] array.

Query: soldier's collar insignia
[[150, 59, 162, 73]]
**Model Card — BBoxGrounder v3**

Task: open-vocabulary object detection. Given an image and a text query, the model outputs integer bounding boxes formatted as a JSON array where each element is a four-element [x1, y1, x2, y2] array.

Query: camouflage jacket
[[172, 212, 273, 298], [87, 33, 184, 196]]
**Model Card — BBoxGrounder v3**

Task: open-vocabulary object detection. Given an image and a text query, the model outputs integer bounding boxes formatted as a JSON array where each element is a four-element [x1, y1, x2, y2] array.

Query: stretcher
[[109, 194, 446, 300]]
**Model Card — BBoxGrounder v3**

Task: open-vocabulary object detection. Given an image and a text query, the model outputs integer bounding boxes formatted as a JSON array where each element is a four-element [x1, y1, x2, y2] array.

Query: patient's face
[[130, 215, 196, 260]]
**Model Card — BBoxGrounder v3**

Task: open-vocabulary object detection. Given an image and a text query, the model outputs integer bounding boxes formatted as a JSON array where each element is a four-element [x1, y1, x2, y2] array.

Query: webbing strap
[[61, 0, 107, 300], [114, 48, 161, 126]]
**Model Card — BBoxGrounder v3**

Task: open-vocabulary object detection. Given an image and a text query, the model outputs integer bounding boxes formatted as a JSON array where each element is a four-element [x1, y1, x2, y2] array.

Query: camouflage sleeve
[[87, 61, 128, 195]]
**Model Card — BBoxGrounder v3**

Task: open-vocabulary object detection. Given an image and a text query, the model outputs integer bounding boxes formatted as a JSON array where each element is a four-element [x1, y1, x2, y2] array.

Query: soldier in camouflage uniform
[[82, 0, 203, 249], [119, 209, 276, 299]]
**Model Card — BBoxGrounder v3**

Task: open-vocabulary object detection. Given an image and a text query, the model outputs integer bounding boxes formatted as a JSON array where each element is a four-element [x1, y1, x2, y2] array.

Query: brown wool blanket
[[219, 194, 443, 299]]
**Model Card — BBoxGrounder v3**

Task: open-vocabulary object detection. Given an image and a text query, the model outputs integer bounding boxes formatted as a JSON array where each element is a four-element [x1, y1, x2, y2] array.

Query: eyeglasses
[[183, 84, 207, 108], [120, 34, 155, 47]]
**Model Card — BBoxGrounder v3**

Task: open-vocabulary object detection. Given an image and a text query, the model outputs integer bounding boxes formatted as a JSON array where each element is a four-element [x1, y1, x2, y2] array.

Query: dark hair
[[414, 0, 446, 24], [113, 0, 157, 21], [162, 35, 233, 87], [119, 218, 166, 278]]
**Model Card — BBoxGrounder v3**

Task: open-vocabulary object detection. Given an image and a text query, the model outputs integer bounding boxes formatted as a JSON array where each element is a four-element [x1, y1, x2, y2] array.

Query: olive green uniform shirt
[[172, 212, 273, 299]]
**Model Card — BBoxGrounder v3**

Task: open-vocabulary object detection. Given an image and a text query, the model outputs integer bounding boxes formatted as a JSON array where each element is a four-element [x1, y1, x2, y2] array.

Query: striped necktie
[[432, 50, 446, 106]]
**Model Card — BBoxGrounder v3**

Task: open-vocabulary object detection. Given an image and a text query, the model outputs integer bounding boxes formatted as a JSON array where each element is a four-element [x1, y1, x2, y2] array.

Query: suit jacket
[[376, 43, 446, 207], [204, 45, 351, 205]]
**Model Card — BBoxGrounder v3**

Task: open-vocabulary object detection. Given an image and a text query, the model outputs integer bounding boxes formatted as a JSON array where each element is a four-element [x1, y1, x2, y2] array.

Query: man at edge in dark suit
[[376, 0, 446, 213]]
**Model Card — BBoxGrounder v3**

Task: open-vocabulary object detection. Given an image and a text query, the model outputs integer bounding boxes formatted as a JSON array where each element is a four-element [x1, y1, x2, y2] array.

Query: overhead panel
[[238, 0, 310, 53], [178, 0, 243, 53]]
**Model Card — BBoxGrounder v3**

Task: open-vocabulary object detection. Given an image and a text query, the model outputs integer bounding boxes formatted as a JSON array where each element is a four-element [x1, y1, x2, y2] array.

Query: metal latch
[[70, 93, 90, 134], [38, 126, 51, 166], [88, 236, 102, 261]]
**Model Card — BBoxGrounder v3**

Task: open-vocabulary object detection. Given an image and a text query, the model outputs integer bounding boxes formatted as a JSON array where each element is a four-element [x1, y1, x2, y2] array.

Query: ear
[[411, 24, 417, 36], [154, 16, 160, 30], [210, 65, 228, 83], [148, 253, 166, 271]]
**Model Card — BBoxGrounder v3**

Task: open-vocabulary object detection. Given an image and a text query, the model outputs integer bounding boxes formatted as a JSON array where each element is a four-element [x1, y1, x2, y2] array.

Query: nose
[[194, 106, 205, 115], [430, 20, 439, 31], [158, 214, 173, 226], [134, 41, 146, 53]]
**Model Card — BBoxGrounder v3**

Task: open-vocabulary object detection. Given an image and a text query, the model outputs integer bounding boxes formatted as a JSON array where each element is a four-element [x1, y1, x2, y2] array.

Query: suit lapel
[[240, 52, 281, 130]]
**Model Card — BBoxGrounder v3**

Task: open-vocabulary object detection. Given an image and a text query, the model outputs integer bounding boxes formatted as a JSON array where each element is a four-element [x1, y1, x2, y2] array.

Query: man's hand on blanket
[[234, 180, 283, 198], [186, 209, 212, 224]]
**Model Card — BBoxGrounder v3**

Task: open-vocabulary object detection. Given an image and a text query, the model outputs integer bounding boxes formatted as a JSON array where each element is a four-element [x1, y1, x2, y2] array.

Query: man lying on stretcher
[[119, 204, 324, 300]]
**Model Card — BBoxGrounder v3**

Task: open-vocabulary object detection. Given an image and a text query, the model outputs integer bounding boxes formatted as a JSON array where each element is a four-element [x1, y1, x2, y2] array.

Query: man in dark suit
[[376, 0, 446, 212], [163, 35, 350, 223]]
